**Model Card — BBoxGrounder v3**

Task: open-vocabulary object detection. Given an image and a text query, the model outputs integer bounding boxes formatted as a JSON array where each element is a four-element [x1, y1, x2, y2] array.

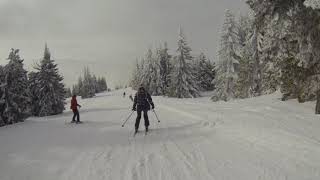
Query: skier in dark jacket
[[71, 95, 82, 123], [132, 86, 154, 133]]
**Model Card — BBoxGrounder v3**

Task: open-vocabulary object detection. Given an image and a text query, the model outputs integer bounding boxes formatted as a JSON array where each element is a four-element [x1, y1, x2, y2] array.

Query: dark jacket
[[133, 91, 154, 111]]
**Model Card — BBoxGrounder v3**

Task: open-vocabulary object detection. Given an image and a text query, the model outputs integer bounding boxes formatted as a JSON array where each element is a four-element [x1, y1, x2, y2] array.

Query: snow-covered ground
[[1, 89, 320, 180]]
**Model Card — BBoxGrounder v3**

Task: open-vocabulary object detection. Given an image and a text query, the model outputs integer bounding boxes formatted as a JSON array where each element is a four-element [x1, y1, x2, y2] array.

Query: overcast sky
[[0, 0, 248, 87]]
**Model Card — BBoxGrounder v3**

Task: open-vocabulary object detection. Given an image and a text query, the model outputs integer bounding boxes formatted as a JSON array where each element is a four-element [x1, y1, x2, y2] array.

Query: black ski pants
[[72, 109, 80, 122], [135, 109, 149, 130]]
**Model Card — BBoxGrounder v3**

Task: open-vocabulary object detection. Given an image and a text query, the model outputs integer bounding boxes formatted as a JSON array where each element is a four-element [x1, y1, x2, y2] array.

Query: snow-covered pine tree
[[212, 10, 239, 102], [0, 65, 5, 126], [30, 44, 66, 116], [65, 87, 72, 98], [99, 77, 108, 91], [72, 84, 79, 96], [149, 47, 163, 95], [77, 76, 83, 95], [169, 28, 200, 98], [247, 0, 320, 113], [3, 49, 31, 123], [195, 52, 215, 91], [235, 14, 258, 98], [130, 59, 143, 90], [28, 71, 40, 116], [140, 49, 154, 92], [259, 16, 283, 95], [158, 42, 172, 95], [80, 67, 95, 99], [92, 75, 99, 93]]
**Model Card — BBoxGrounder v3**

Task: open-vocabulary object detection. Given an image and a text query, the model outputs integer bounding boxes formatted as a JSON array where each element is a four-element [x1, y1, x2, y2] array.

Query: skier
[[123, 92, 126, 98], [129, 94, 133, 102], [132, 86, 155, 134], [70, 95, 82, 123]]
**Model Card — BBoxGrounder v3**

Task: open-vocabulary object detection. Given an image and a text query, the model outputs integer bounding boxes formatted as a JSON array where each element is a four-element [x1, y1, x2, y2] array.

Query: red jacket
[[71, 97, 78, 110]]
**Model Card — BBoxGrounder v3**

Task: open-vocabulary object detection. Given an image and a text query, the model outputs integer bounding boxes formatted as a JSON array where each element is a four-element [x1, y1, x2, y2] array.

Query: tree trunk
[[315, 90, 320, 114]]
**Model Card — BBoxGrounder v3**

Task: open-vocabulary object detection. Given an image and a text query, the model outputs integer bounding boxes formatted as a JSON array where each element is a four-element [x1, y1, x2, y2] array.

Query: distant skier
[[129, 94, 133, 102], [70, 95, 82, 123], [132, 86, 155, 133], [123, 92, 126, 98]]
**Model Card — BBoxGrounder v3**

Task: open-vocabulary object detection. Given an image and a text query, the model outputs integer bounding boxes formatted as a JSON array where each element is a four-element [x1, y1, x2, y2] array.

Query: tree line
[[213, 0, 320, 113], [70, 67, 108, 99], [0, 44, 109, 126], [0, 45, 66, 126], [130, 29, 216, 98], [131, 1, 320, 114]]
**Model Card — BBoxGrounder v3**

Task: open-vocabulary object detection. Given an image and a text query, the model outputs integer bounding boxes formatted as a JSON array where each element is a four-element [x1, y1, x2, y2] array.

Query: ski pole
[[152, 109, 160, 123], [121, 111, 134, 127]]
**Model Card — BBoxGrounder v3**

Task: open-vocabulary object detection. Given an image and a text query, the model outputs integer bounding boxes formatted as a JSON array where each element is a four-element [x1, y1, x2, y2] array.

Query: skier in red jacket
[[70, 95, 82, 123]]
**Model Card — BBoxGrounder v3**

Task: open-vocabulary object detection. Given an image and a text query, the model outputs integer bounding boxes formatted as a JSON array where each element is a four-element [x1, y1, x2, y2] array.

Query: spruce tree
[[99, 77, 108, 91], [65, 87, 72, 98], [149, 48, 162, 95], [195, 53, 215, 91], [130, 59, 143, 90], [30, 44, 66, 116], [235, 14, 256, 98], [159, 42, 172, 95], [80, 67, 95, 99], [92, 75, 99, 93], [169, 28, 199, 98], [72, 84, 79, 96], [140, 49, 154, 92], [29, 71, 40, 116], [212, 10, 239, 101], [3, 49, 31, 123], [0, 65, 5, 126]]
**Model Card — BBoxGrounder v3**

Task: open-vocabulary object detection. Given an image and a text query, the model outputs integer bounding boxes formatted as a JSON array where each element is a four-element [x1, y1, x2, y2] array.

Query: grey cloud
[[0, 0, 248, 87]]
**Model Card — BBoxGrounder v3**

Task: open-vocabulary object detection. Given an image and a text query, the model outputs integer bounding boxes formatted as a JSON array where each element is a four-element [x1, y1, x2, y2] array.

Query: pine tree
[[99, 77, 108, 91], [195, 53, 215, 91], [212, 10, 239, 101], [72, 84, 79, 96], [235, 14, 256, 98], [77, 76, 83, 95], [247, 0, 320, 113], [80, 67, 95, 99], [65, 87, 72, 98], [28, 71, 40, 116], [159, 42, 172, 94], [0, 65, 5, 126], [149, 47, 163, 95], [130, 59, 143, 90], [140, 49, 154, 92], [30, 44, 66, 117], [3, 49, 31, 123], [169, 28, 200, 98]]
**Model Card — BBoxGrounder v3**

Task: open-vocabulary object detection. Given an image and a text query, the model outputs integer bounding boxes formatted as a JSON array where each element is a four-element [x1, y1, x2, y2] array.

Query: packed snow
[[0, 89, 320, 180]]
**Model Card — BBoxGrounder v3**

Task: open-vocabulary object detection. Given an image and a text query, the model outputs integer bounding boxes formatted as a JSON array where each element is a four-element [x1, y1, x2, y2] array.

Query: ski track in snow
[[0, 89, 320, 180]]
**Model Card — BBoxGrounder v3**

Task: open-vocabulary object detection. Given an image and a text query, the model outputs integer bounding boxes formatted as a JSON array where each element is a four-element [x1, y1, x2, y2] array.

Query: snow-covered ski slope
[[1, 89, 320, 180]]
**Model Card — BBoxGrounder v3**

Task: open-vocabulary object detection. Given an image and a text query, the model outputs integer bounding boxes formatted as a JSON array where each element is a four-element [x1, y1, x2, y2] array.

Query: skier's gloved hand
[[132, 107, 136, 111], [151, 103, 155, 109]]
